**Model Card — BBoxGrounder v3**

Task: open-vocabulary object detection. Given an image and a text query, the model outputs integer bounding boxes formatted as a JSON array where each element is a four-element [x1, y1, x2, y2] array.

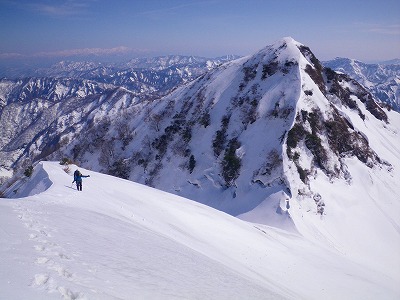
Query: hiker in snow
[[72, 169, 90, 191]]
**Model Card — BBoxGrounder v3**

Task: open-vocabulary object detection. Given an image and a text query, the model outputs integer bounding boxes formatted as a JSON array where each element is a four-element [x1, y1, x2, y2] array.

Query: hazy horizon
[[1, 0, 399, 64]]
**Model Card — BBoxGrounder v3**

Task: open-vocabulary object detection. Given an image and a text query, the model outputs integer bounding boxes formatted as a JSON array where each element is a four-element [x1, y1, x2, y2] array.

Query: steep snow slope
[[66, 38, 305, 215], [1, 161, 398, 299]]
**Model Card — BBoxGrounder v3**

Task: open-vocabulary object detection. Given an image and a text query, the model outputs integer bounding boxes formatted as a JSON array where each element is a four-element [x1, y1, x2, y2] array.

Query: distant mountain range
[[323, 57, 400, 111], [0, 55, 240, 97], [1, 54, 398, 111]]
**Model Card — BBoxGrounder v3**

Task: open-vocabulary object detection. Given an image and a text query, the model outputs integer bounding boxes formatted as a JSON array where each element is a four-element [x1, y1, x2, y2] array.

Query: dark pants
[[76, 181, 82, 191]]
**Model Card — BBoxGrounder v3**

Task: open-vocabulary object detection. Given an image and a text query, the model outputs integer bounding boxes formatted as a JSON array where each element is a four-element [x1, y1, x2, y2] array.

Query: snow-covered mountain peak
[[269, 36, 301, 51], [251, 37, 303, 65], [44, 38, 396, 223]]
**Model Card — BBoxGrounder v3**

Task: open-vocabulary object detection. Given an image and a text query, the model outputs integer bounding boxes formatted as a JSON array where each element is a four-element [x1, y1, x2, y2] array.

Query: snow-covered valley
[[1, 161, 399, 299]]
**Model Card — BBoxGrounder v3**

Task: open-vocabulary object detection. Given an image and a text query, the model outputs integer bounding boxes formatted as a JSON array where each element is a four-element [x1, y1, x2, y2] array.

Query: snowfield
[[1, 161, 399, 299]]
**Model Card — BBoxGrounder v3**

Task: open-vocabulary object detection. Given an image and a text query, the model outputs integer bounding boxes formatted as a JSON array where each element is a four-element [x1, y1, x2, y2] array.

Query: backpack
[[74, 170, 81, 181]]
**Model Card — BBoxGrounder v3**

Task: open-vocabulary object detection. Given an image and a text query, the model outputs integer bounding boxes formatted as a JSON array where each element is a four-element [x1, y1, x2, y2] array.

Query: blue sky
[[0, 0, 399, 62]]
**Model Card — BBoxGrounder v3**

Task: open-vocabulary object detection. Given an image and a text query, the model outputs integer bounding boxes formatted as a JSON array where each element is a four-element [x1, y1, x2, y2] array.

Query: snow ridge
[[1, 161, 398, 299]]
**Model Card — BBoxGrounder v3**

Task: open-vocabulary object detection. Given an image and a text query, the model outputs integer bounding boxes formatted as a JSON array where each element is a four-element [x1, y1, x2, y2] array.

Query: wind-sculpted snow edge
[[1, 162, 53, 198]]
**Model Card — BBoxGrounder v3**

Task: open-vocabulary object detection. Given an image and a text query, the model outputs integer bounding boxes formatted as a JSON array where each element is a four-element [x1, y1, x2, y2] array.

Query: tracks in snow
[[15, 203, 86, 300]]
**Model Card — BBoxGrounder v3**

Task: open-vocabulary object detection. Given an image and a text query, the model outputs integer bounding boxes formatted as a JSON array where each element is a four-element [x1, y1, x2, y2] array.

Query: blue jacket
[[73, 171, 89, 183]]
